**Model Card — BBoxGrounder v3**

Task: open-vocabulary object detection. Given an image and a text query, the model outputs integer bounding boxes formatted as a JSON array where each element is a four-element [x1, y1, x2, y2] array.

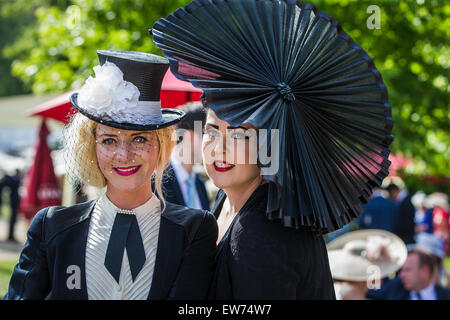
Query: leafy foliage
[[311, 0, 449, 179], [4, 0, 190, 94], [2, 0, 449, 178], [0, 0, 38, 96]]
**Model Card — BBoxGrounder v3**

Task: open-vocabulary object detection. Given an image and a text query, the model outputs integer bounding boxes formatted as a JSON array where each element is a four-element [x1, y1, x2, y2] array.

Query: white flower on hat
[[365, 235, 403, 263], [77, 61, 140, 119]]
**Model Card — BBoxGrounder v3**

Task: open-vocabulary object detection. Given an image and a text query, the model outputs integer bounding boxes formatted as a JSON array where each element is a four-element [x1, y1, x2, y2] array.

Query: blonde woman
[[4, 50, 217, 300]]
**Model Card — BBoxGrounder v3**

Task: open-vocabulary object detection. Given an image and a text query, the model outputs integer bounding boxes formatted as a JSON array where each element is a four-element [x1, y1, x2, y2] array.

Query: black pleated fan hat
[[70, 50, 185, 130], [152, 0, 393, 233]]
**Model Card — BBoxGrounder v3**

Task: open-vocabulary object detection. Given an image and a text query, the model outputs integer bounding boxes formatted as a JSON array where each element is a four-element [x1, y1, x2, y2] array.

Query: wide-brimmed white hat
[[425, 192, 449, 211], [327, 229, 407, 282], [411, 191, 429, 208]]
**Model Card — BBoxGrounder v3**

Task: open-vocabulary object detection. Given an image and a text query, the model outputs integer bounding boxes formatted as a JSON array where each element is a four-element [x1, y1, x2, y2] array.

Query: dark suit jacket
[[394, 195, 416, 244], [358, 196, 398, 232], [161, 164, 210, 210], [366, 277, 450, 300], [3, 200, 217, 300], [209, 183, 336, 300]]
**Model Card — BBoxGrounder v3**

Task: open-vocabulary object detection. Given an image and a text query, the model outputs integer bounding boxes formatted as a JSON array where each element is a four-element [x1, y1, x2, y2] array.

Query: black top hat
[[70, 50, 185, 130]]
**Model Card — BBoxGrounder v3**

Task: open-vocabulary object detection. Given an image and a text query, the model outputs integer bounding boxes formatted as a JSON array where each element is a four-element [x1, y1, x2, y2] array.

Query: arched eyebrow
[[97, 131, 154, 138], [227, 125, 248, 130], [205, 123, 219, 129], [205, 123, 248, 130], [131, 131, 154, 136], [96, 133, 117, 138]]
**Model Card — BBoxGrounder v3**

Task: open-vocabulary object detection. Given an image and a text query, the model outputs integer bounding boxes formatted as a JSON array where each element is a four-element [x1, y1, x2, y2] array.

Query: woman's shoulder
[[30, 200, 96, 242], [43, 200, 96, 222], [162, 201, 218, 242], [236, 205, 322, 248], [162, 201, 211, 223]]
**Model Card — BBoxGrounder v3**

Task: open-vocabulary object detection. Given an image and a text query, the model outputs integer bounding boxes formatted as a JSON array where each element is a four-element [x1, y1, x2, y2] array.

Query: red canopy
[[30, 89, 77, 124], [30, 69, 203, 124], [160, 68, 202, 108], [388, 153, 414, 176], [19, 119, 62, 219]]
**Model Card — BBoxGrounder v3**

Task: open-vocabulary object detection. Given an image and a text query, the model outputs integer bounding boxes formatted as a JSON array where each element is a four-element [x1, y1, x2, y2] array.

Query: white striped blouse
[[85, 193, 161, 300]]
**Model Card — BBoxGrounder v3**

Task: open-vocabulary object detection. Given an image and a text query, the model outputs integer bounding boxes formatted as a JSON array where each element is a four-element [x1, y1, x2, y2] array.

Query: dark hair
[[201, 92, 209, 109], [174, 101, 206, 143], [410, 249, 436, 274], [385, 183, 400, 193], [176, 101, 206, 131]]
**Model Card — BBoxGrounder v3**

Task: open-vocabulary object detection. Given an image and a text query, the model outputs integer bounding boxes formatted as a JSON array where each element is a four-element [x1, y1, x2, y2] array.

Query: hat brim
[[70, 93, 185, 130], [327, 229, 408, 282]]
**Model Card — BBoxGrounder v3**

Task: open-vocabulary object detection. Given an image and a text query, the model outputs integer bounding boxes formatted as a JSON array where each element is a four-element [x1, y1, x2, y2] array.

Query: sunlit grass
[[0, 260, 16, 299]]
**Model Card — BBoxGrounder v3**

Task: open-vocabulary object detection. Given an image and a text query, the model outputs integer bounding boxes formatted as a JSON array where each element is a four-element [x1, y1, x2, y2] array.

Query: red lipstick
[[213, 161, 235, 172], [113, 165, 141, 176]]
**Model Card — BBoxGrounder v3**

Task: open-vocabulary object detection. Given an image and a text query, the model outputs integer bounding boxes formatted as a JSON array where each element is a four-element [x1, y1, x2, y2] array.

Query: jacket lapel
[[62, 218, 91, 299], [165, 165, 186, 206], [169, 177, 186, 206], [47, 201, 95, 300], [148, 213, 185, 299], [195, 176, 210, 210], [436, 285, 446, 300]]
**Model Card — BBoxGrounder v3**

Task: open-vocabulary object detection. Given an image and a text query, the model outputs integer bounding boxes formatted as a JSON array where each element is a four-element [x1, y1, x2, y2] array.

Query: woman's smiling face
[[202, 109, 260, 190], [95, 124, 159, 195]]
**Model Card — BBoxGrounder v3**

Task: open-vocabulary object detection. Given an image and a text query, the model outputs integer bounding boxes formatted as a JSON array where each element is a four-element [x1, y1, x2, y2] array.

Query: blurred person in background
[[159, 101, 210, 210], [0, 169, 22, 242], [327, 229, 407, 300], [358, 187, 398, 233], [427, 193, 450, 256], [367, 249, 450, 300], [3, 169, 23, 242], [408, 232, 448, 287], [412, 191, 433, 234], [386, 183, 415, 245]]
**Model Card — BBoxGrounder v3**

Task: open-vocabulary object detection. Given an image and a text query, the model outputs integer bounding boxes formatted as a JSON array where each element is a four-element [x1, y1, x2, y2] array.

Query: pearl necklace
[[116, 208, 136, 215]]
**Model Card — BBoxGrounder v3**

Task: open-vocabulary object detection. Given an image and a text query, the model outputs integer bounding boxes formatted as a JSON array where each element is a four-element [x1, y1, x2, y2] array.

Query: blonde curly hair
[[63, 113, 175, 209]]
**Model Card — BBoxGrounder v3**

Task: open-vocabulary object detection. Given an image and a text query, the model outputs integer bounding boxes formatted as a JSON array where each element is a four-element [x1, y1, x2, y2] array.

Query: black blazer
[[162, 165, 210, 210], [394, 195, 416, 245], [209, 183, 336, 300], [367, 277, 450, 300], [4, 200, 217, 300]]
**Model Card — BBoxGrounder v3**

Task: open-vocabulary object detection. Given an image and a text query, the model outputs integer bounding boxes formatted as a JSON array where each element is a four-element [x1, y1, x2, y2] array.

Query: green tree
[[4, 0, 450, 178], [4, 0, 190, 94], [0, 0, 69, 96], [311, 0, 449, 179], [0, 0, 39, 96]]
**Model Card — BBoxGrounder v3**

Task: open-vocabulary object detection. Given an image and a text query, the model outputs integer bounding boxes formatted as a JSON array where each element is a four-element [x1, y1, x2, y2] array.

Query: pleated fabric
[[152, 0, 393, 233], [85, 193, 161, 300]]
